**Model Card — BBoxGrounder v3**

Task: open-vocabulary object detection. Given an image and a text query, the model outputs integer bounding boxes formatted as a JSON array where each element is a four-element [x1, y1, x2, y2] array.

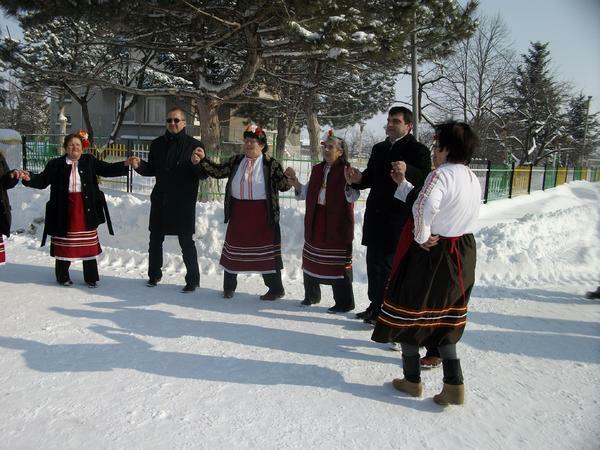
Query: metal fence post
[[527, 164, 533, 194], [508, 162, 515, 198], [21, 135, 27, 171], [541, 164, 547, 191], [126, 140, 132, 193], [483, 159, 491, 204]]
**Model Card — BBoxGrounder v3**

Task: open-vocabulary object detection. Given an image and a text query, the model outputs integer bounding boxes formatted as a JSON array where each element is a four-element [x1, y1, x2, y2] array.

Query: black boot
[[441, 358, 463, 385], [392, 354, 423, 397]]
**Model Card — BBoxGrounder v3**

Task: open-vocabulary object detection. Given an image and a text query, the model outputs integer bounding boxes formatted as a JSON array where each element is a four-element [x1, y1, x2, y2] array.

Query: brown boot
[[433, 383, 464, 405], [392, 378, 423, 397]]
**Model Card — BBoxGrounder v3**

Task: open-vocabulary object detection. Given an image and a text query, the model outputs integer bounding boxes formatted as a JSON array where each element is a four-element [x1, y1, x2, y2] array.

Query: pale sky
[[2, 0, 599, 138]]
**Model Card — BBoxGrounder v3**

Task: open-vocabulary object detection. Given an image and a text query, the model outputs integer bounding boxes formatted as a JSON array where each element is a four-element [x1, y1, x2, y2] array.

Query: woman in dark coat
[[191, 125, 291, 300], [284, 131, 357, 313], [371, 122, 482, 406], [22, 132, 131, 287], [0, 151, 23, 265]]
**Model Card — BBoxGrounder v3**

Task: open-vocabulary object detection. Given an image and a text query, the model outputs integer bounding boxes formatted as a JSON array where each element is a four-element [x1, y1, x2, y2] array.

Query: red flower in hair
[[78, 130, 90, 149], [255, 127, 263, 137], [328, 129, 334, 137]]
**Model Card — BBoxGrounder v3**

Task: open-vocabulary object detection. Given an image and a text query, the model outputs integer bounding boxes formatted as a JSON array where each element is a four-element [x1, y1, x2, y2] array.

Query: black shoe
[[87, 282, 98, 289], [355, 308, 372, 320], [363, 311, 379, 325], [181, 284, 198, 293], [327, 305, 354, 314], [146, 276, 162, 287], [585, 287, 600, 299], [260, 290, 285, 301], [59, 279, 73, 286], [300, 298, 320, 306], [223, 290, 234, 299]]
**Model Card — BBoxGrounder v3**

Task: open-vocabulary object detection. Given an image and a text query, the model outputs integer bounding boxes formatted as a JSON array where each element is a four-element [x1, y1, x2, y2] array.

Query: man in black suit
[[345, 106, 431, 323], [130, 106, 207, 293]]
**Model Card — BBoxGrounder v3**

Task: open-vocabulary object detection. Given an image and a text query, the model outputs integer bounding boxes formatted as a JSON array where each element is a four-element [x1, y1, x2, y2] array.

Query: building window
[[145, 97, 165, 123]]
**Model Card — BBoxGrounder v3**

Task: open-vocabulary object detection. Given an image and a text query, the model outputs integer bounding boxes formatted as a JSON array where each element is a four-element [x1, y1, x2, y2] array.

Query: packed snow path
[[1, 182, 598, 449]]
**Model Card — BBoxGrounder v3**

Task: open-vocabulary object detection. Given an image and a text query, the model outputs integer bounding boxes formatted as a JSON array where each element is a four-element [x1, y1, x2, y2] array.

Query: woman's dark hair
[[63, 133, 83, 149], [435, 121, 479, 164]]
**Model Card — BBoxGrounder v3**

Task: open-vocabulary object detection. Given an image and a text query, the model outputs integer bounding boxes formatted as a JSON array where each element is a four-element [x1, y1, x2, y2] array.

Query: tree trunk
[[276, 115, 288, 159], [80, 99, 94, 145], [57, 88, 67, 149], [304, 101, 321, 161], [195, 96, 222, 202], [108, 93, 137, 145]]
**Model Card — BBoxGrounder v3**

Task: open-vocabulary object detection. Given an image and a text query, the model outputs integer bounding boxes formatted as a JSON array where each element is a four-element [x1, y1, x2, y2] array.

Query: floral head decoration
[[77, 130, 91, 149], [320, 129, 347, 152], [243, 124, 267, 144]]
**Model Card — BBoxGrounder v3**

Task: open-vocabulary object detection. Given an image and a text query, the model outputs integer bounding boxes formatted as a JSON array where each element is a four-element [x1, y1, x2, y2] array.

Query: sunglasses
[[166, 118, 183, 124]]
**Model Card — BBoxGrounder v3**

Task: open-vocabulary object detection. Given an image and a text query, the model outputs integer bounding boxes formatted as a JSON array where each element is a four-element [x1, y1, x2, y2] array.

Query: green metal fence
[[21, 135, 600, 204]]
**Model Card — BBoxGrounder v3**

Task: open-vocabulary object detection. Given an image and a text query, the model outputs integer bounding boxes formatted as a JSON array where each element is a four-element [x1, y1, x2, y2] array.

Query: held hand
[[390, 160, 407, 185], [191, 147, 205, 165], [344, 166, 362, 184], [419, 235, 440, 251], [12, 169, 30, 181], [125, 156, 140, 169], [284, 167, 300, 190]]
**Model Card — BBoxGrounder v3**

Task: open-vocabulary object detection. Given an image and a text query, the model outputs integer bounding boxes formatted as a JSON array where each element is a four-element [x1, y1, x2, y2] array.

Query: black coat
[[136, 130, 207, 235], [0, 153, 19, 237], [356, 134, 431, 253], [23, 153, 129, 244]]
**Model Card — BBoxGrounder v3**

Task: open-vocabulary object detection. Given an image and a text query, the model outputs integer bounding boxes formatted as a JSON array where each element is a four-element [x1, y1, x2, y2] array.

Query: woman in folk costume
[[0, 151, 26, 265], [371, 122, 481, 406], [284, 130, 358, 313], [191, 125, 292, 300], [22, 132, 131, 287]]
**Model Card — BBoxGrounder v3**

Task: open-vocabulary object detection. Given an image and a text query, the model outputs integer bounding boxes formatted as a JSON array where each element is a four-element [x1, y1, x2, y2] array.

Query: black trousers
[[55, 259, 99, 284], [148, 231, 199, 286], [365, 246, 394, 313], [303, 271, 355, 310], [223, 270, 284, 294]]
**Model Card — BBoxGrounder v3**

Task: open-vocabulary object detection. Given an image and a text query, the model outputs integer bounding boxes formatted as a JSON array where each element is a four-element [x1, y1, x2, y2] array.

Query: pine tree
[[504, 42, 564, 164], [563, 94, 599, 164], [14, 88, 49, 135]]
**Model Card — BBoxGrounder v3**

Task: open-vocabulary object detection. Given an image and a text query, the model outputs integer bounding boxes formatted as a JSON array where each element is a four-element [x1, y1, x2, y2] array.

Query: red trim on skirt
[[50, 193, 102, 261], [302, 206, 351, 279], [0, 236, 5, 265], [220, 198, 282, 273]]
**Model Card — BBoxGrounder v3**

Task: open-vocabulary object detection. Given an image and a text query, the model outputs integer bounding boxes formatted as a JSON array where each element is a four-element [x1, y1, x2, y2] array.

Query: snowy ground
[[1, 181, 599, 449]]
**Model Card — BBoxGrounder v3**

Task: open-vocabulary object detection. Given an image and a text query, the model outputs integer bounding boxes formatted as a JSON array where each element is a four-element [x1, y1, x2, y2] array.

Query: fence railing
[[21, 136, 600, 204]]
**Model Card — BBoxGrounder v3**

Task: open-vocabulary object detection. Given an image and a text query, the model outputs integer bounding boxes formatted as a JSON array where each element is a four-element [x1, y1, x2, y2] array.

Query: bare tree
[[424, 14, 517, 160]]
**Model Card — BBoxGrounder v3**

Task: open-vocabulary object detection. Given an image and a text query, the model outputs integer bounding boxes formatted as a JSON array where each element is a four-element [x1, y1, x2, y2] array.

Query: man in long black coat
[[133, 106, 207, 292], [346, 106, 431, 323]]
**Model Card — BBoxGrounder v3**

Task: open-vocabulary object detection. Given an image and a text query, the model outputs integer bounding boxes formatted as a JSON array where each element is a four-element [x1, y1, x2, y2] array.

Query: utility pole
[[411, 8, 419, 140], [581, 95, 592, 165]]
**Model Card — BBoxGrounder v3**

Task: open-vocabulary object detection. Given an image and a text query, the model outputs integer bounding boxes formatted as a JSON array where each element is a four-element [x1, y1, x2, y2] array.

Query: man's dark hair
[[167, 106, 186, 120], [435, 121, 479, 164], [388, 106, 413, 124]]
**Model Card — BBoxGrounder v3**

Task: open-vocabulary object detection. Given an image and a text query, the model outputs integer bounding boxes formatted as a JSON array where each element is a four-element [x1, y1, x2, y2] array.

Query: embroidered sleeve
[[412, 170, 445, 244], [200, 156, 233, 179], [273, 161, 292, 192], [344, 185, 360, 203], [393, 179, 415, 202], [294, 183, 308, 200]]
